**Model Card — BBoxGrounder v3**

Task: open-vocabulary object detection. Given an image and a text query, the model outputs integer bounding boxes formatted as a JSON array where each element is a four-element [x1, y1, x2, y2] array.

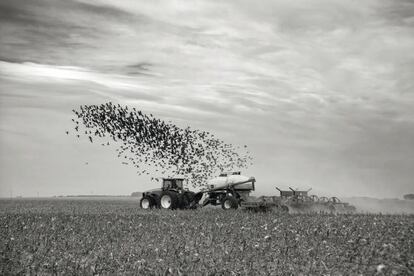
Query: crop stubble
[[0, 199, 413, 275]]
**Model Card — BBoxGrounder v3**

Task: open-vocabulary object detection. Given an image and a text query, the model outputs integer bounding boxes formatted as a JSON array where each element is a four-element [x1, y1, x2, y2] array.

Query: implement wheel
[[280, 205, 289, 213], [221, 196, 238, 210]]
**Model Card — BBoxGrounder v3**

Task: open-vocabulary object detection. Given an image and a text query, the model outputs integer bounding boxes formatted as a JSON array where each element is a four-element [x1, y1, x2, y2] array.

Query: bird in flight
[[70, 102, 252, 187]]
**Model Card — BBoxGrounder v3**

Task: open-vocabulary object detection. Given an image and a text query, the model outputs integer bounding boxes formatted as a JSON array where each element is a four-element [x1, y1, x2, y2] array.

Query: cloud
[[0, 61, 152, 91], [0, 0, 143, 68], [1, 0, 414, 197]]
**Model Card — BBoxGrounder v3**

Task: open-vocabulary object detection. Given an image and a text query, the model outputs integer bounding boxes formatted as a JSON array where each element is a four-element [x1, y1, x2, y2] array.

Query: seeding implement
[[241, 187, 356, 213], [201, 172, 256, 210]]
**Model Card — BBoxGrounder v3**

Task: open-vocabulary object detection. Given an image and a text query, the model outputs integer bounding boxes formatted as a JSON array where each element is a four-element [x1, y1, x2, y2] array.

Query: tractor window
[[163, 180, 172, 189], [175, 179, 183, 189]]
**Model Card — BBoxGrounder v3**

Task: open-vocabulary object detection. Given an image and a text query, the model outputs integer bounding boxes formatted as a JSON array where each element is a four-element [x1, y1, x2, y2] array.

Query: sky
[[0, 0, 414, 198]]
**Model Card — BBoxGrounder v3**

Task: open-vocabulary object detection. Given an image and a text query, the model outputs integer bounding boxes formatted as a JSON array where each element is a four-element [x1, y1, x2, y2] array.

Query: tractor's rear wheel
[[160, 191, 178, 209], [140, 196, 153, 209], [221, 196, 238, 210]]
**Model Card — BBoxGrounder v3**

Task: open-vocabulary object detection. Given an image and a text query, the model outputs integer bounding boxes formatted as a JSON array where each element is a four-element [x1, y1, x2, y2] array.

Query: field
[[1, 198, 413, 275]]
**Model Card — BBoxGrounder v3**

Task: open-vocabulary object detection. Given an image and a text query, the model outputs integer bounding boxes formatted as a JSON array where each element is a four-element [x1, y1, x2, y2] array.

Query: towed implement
[[241, 187, 356, 213], [201, 172, 256, 210]]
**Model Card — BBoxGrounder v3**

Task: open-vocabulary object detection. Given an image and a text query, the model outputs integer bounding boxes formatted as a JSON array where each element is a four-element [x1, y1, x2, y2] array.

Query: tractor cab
[[162, 178, 185, 191]]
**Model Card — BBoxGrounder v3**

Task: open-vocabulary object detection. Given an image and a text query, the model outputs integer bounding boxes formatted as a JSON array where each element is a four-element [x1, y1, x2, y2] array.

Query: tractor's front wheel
[[140, 196, 154, 209], [221, 196, 238, 210], [160, 191, 178, 209]]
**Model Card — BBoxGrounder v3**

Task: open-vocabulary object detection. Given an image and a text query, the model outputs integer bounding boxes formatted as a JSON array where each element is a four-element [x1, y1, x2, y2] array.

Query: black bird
[[70, 102, 252, 187]]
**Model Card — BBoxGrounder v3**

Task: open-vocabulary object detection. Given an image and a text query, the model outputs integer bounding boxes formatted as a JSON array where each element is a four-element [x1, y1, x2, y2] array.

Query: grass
[[0, 198, 413, 275]]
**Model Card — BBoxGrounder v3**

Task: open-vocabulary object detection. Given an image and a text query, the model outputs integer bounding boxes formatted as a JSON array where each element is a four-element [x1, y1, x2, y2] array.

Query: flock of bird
[[68, 102, 252, 187]]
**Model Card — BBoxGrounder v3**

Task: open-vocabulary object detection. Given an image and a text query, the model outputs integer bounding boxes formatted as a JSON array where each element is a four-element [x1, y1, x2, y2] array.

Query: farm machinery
[[241, 187, 356, 213], [200, 172, 256, 209], [140, 178, 203, 209], [140, 172, 356, 213], [140, 172, 255, 210]]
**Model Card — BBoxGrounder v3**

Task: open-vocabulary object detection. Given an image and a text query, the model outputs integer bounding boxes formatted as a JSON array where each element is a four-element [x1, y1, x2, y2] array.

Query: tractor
[[140, 178, 203, 210]]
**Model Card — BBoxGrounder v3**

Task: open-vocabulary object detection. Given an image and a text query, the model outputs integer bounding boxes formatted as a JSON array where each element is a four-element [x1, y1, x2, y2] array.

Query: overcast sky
[[1, 0, 413, 198]]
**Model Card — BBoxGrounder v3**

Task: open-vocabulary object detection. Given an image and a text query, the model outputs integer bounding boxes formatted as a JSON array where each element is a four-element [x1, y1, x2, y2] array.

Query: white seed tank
[[207, 172, 255, 191]]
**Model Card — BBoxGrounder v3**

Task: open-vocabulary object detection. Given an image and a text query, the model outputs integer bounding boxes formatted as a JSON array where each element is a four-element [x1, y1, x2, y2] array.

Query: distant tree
[[131, 192, 142, 197], [403, 194, 414, 200]]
